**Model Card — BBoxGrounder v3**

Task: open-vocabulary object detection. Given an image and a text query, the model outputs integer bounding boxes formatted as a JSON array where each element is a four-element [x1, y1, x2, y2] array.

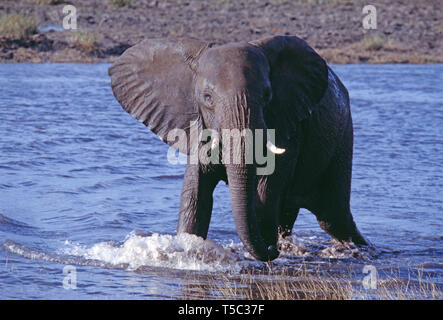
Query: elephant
[[108, 35, 368, 262]]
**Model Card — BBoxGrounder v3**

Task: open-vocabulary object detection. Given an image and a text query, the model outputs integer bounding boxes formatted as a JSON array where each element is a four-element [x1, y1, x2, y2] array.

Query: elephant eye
[[203, 93, 214, 106]]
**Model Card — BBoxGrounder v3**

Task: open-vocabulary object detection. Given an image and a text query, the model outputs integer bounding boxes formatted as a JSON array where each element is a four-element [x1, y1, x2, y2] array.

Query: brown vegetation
[[178, 266, 442, 300], [0, 0, 441, 63], [68, 30, 100, 53], [0, 13, 38, 40]]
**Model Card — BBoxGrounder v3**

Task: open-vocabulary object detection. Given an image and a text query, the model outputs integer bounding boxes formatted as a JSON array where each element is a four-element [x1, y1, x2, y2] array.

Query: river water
[[0, 64, 441, 299]]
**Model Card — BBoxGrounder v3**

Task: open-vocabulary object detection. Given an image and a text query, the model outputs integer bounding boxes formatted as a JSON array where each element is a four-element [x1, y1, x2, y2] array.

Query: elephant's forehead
[[198, 44, 268, 89]]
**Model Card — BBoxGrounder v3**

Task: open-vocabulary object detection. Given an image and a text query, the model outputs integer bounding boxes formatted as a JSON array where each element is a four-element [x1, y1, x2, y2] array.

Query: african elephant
[[109, 35, 367, 262]]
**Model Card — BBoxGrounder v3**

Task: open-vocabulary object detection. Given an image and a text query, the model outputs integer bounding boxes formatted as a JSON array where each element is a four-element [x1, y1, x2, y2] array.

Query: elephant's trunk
[[218, 93, 279, 261], [226, 164, 279, 261]]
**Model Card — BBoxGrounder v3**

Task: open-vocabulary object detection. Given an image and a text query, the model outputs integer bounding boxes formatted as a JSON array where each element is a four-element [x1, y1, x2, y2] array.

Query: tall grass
[[0, 13, 38, 40]]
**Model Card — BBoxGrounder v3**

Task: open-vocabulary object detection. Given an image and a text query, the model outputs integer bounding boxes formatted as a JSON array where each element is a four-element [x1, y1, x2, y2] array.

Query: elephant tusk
[[266, 131, 286, 154], [266, 141, 286, 154], [210, 136, 219, 151]]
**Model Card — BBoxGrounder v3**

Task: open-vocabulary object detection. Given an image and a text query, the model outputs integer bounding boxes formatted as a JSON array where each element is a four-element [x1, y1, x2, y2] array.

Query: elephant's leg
[[308, 125, 367, 246], [315, 207, 367, 246], [277, 186, 301, 238], [255, 201, 279, 248], [255, 152, 300, 247], [278, 207, 300, 238], [177, 164, 220, 239], [313, 198, 367, 246]]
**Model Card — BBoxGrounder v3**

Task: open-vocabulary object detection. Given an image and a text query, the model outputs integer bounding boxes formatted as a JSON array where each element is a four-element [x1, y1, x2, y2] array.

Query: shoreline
[[0, 0, 442, 64]]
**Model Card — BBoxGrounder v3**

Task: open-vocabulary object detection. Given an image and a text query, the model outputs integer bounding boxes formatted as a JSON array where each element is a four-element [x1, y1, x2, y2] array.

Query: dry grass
[[359, 34, 386, 51], [0, 13, 38, 40], [68, 31, 100, 53], [178, 266, 442, 300], [34, 0, 62, 4], [316, 33, 443, 64], [319, 46, 443, 64], [369, 268, 442, 300], [109, 0, 131, 8], [214, 272, 352, 300]]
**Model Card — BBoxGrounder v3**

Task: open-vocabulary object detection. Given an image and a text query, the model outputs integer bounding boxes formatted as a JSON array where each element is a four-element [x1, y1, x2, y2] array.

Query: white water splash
[[3, 231, 374, 275], [277, 234, 374, 261], [278, 235, 312, 257], [63, 232, 249, 272]]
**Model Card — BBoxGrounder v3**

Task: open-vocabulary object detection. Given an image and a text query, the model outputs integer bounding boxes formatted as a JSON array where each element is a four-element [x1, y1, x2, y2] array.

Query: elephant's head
[[109, 36, 328, 261]]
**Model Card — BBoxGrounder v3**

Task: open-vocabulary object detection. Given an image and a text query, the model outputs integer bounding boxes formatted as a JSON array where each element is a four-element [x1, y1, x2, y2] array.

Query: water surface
[[0, 64, 441, 299]]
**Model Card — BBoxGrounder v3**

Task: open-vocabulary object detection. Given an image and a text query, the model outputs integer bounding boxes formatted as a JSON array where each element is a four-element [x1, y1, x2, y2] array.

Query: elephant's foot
[[317, 218, 368, 246]]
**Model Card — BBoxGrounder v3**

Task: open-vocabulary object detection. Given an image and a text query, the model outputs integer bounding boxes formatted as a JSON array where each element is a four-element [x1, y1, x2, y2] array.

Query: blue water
[[0, 64, 441, 299]]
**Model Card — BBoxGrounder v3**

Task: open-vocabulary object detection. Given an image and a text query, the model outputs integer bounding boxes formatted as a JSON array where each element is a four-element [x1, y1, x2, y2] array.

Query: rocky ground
[[0, 0, 441, 63]]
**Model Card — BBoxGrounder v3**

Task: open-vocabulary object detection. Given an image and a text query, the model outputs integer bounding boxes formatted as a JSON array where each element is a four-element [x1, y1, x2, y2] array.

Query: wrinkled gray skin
[[109, 35, 368, 262]]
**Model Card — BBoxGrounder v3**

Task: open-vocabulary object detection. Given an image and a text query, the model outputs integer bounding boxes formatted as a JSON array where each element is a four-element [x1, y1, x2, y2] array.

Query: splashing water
[[62, 232, 250, 272], [3, 229, 374, 275]]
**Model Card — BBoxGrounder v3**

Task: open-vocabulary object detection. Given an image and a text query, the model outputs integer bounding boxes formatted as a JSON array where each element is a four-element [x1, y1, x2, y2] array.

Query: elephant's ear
[[109, 38, 211, 154], [250, 36, 328, 142]]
